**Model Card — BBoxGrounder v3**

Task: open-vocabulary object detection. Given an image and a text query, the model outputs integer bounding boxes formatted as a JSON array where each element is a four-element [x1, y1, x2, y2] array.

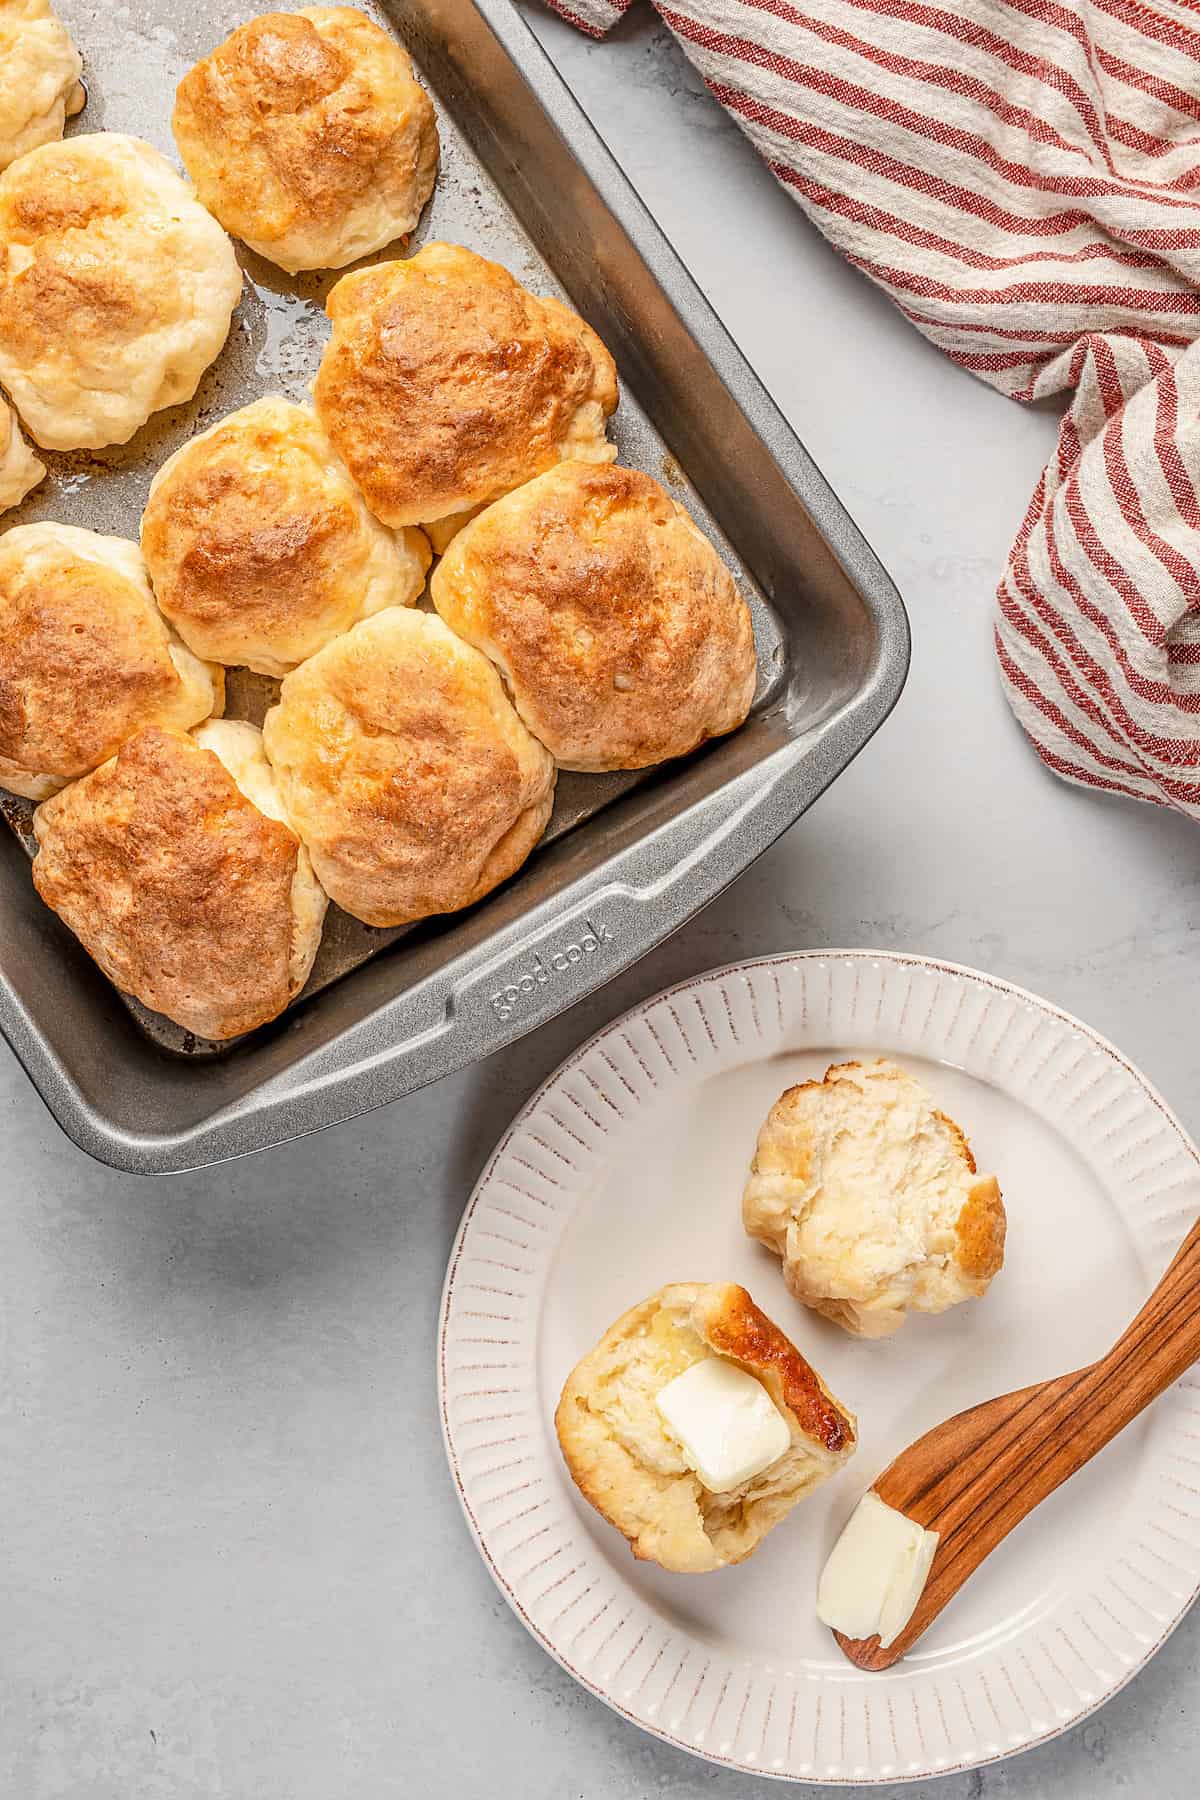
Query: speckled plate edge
[[437, 951, 1200, 1782]]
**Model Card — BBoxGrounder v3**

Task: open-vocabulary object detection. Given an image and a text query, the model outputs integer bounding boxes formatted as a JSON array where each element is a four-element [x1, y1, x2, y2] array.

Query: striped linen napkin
[[543, 0, 1200, 815]]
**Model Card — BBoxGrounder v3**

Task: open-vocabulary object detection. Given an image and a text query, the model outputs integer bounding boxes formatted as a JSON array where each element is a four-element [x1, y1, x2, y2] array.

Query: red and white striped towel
[[545, 0, 1200, 814]]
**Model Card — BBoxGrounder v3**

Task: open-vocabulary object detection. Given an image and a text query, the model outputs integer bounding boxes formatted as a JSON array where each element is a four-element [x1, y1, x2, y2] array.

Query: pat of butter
[[655, 1356, 791, 1493], [817, 1491, 938, 1649]]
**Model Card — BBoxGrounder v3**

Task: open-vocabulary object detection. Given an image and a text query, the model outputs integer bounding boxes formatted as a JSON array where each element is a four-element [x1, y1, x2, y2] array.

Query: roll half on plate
[[556, 1282, 856, 1574]]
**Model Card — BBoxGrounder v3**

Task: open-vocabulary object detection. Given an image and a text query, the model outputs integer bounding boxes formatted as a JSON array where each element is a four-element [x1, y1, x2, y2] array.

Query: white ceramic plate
[[438, 952, 1200, 1783]]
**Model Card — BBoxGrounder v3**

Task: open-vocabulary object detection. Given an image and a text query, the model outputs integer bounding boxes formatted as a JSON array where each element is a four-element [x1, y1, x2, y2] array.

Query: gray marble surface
[[3, 4, 1199, 1796]]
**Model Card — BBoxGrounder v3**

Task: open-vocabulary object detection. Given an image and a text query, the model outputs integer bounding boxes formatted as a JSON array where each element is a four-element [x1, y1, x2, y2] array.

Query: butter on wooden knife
[[817, 1491, 938, 1649]]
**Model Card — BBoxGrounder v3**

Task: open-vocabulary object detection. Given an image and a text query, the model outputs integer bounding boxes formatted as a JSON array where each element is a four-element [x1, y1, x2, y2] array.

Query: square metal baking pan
[[0, 0, 909, 1172]]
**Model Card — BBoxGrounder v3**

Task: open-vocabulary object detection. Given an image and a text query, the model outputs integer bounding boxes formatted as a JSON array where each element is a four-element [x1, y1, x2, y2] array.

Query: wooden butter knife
[[835, 1214, 1200, 1670]]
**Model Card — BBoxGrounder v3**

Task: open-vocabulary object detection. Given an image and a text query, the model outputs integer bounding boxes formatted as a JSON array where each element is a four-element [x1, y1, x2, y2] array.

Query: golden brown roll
[[141, 397, 431, 677], [173, 8, 438, 274], [556, 1282, 856, 1574], [313, 241, 618, 534], [0, 524, 223, 801], [0, 0, 84, 173], [261, 607, 556, 926], [432, 461, 757, 770], [0, 134, 242, 450], [0, 394, 43, 513], [32, 723, 327, 1040], [743, 1059, 1007, 1338]]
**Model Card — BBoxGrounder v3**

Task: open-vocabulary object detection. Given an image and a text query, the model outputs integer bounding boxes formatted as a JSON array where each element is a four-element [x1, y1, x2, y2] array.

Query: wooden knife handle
[[1102, 1213, 1200, 1402]]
